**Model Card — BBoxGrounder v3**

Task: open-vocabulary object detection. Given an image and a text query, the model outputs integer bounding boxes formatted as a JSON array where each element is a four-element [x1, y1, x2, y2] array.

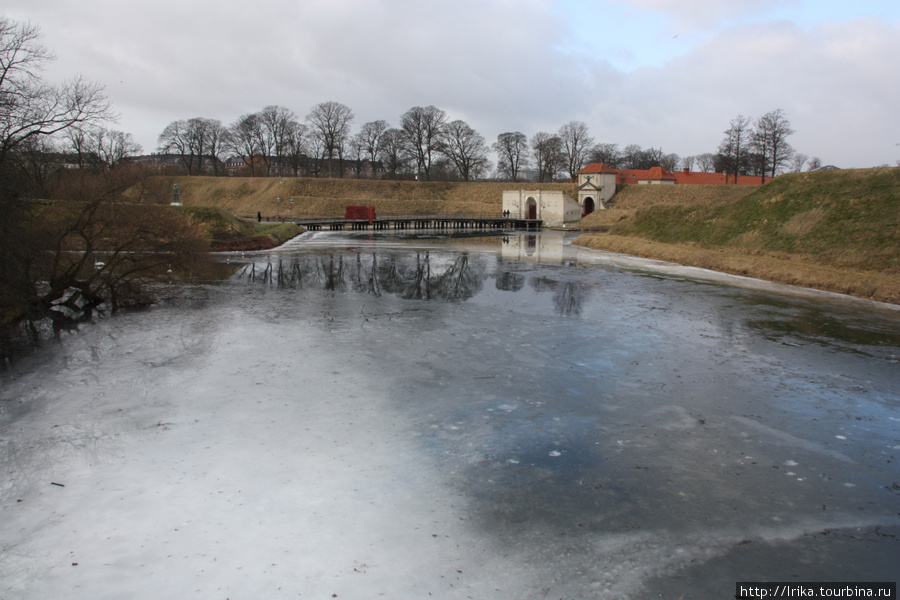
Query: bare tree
[[259, 105, 298, 176], [589, 143, 622, 168], [558, 121, 594, 181], [0, 17, 112, 170], [64, 125, 93, 169], [680, 155, 695, 171], [718, 114, 752, 183], [158, 119, 198, 174], [283, 120, 309, 176], [7, 135, 62, 198], [107, 131, 142, 169], [789, 152, 808, 173], [492, 131, 529, 181], [158, 117, 226, 176], [0, 18, 208, 350], [76, 127, 141, 170], [228, 113, 264, 176], [304, 129, 326, 177], [29, 169, 205, 326], [378, 128, 409, 179], [695, 153, 716, 172], [530, 131, 562, 183], [348, 132, 367, 178], [400, 105, 447, 180], [621, 144, 644, 169], [644, 147, 665, 168], [659, 151, 679, 172], [306, 101, 354, 178], [443, 120, 489, 181], [751, 109, 795, 181], [807, 156, 822, 171], [358, 120, 389, 170], [2, 159, 207, 350], [200, 118, 229, 176], [1, 16, 112, 333]]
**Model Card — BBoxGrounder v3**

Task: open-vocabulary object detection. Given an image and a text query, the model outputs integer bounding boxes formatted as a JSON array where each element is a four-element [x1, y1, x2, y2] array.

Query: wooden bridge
[[261, 215, 542, 231]]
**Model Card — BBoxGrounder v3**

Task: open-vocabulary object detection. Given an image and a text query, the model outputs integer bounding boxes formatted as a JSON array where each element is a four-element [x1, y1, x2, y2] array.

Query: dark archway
[[582, 197, 595, 217], [526, 197, 537, 220]]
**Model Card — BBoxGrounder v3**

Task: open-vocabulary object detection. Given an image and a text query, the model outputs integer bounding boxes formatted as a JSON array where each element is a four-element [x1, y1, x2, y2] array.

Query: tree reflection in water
[[236, 248, 587, 314], [553, 281, 586, 317], [494, 268, 525, 293], [237, 251, 484, 302]]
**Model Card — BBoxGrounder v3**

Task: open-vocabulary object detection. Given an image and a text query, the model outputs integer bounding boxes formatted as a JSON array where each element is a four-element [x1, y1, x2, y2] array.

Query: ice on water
[[2, 230, 899, 598]]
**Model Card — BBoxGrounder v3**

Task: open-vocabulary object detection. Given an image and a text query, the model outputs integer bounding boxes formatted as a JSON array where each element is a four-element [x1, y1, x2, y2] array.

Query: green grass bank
[[173, 206, 301, 251], [575, 167, 900, 304]]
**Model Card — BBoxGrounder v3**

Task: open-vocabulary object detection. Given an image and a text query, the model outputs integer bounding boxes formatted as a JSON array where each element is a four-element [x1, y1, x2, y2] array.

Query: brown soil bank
[[574, 167, 900, 305], [142, 176, 575, 218]]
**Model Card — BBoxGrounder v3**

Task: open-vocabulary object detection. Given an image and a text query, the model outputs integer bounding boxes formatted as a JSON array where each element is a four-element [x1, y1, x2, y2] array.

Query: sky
[[5, 0, 900, 169]]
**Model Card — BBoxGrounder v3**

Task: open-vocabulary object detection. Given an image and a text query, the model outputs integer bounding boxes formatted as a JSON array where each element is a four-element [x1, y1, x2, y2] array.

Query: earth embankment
[[145, 169, 899, 304], [140, 176, 575, 218], [575, 167, 900, 304]]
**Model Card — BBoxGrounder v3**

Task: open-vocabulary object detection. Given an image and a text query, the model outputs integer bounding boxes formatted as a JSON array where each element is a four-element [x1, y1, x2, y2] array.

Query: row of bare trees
[[496, 122, 700, 183], [156, 103, 492, 181], [157, 103, 708, 184], [159, 103, 771, 183], [717, 110, 818, 182]]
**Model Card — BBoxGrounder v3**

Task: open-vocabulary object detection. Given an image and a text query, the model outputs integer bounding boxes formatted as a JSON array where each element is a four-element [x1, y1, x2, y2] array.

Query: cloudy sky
[[6, 0, 899, 169]]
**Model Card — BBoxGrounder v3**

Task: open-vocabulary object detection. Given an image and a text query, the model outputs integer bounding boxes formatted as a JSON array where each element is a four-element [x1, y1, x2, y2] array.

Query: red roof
[[578, 163, 770, 185], [618, 166, 677, 182], [577, 162, 619, 174]]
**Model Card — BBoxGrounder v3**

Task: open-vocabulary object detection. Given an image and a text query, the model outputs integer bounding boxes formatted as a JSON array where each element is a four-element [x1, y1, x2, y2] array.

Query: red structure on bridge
[[344, 206, 376, 223]]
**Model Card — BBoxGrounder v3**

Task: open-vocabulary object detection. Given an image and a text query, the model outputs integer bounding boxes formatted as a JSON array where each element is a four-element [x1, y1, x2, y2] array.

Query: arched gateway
[[582, 197, 595, 217]]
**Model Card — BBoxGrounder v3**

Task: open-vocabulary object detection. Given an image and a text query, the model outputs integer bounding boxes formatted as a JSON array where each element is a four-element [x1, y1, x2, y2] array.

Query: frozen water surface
[[2, 230, 899, 598]]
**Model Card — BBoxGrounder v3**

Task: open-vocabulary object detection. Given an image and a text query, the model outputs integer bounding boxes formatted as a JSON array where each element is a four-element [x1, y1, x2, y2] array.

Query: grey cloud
[[5, 0, 898, 167]]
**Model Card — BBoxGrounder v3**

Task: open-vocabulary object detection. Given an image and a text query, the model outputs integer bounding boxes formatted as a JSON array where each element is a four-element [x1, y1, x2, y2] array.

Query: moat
[[2, 230, 898, 599]]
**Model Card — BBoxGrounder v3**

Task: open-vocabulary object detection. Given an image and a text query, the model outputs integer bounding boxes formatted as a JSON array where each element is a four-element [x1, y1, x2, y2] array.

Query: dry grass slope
[[575, 167, 900, 304], [135, 171, 899, 304], [577, 184, 756, 230], [141, 176, 576, 218]]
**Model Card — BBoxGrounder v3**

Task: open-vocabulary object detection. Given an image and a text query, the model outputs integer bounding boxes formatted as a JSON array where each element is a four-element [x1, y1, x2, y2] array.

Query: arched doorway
[[526, 197, 537, 220], [582, 197, 595, 217]]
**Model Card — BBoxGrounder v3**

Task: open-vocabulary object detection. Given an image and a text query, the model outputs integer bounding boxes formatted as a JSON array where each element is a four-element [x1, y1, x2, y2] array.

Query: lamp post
[[170, 184, 180, 205], [290, 198, 294, 221], [276, 196, 281, 220]]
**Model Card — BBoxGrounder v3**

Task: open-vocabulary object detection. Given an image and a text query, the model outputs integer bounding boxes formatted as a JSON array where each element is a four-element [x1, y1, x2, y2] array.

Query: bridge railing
[[242, 212, 537, 223]]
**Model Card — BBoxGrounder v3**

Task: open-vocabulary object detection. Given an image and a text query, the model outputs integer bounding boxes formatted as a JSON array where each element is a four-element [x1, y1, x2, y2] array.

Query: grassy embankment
[[173, 206, 301, 251], [140, 177, 571, 251], [25, 200, 299, 253], [150, 170, 899, 303], [146, 176, 575, 218], [143, 177, 573, 251], [574, 167, 900, 304]]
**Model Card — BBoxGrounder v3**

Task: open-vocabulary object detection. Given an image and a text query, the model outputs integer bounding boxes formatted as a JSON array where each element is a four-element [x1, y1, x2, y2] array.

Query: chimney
[[683, 168, 689, 174]]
